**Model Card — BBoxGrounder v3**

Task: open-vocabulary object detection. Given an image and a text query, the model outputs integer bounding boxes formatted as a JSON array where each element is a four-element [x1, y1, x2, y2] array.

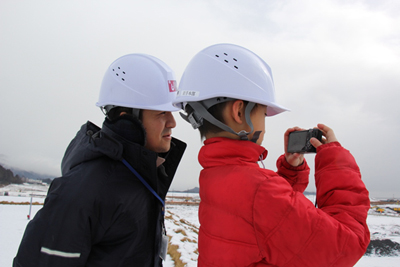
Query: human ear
[[231, 100, 245, 124]]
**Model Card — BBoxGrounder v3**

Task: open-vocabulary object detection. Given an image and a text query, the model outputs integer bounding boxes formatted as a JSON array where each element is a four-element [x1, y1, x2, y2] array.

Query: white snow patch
[[1, 186, 400, 266]]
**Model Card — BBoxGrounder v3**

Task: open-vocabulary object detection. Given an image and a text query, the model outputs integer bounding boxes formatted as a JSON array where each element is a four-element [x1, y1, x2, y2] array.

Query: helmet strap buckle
[[179, 112, 203, 129]]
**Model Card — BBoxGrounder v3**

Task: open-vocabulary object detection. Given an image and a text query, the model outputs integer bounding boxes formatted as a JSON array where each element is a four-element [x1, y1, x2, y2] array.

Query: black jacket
[[13, 117, 186, 267]]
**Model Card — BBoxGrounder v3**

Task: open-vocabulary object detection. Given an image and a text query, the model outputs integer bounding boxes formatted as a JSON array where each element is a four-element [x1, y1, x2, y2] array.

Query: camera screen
[[287, 131, 309, 152]]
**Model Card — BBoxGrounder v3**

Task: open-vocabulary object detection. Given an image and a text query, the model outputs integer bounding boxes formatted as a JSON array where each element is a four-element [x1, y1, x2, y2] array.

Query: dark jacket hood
[[61, 116, 150, 176]]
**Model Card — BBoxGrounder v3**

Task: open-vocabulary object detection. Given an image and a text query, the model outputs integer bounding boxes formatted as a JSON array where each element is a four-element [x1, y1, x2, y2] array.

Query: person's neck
[[205, 131, 240, 140]]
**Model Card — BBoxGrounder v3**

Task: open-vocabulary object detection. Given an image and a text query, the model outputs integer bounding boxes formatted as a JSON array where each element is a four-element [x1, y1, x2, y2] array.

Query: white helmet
[[173, 43, 289, 141], [96, 54, 179, 114], [173, 43, 288, 116]]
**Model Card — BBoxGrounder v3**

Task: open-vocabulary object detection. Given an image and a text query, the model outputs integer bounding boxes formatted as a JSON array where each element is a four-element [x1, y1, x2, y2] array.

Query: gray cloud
[[0, 0, 399, 197]]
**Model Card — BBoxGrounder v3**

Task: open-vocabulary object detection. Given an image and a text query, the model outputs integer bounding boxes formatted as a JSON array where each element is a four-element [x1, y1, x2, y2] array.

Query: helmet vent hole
[[112, 67, 126, 80], [214, 53, 238, 69]]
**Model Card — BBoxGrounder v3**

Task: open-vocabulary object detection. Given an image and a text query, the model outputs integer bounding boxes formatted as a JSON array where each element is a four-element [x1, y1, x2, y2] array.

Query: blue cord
[[122, 159, 165, 215]]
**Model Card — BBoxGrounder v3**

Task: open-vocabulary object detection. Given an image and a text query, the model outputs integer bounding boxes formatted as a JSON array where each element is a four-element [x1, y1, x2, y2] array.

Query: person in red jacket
[[173, 43, 370, 266]]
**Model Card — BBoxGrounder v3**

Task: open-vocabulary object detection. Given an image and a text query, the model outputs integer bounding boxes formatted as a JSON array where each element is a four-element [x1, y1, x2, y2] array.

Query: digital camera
[[287, 129, 323, 153]]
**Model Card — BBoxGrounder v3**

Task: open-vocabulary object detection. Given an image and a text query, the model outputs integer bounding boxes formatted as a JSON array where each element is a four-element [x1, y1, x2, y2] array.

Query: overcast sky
[[1, 0, 399, 198]]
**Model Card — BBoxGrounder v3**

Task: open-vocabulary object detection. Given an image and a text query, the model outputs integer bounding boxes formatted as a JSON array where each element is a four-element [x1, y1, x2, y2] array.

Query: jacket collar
[[199, 137, 268, 169], [102, 115, 146, 146], [61, 119, 186, 190], [61, 119, 186, 199]]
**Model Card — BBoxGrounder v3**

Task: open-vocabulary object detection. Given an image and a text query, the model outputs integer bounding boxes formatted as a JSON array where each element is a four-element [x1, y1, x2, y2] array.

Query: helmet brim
[[96, 101, 180, 112]]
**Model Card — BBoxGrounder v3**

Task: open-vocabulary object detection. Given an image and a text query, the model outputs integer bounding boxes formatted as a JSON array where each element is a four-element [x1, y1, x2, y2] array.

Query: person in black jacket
[[13, 54, 186, 267]]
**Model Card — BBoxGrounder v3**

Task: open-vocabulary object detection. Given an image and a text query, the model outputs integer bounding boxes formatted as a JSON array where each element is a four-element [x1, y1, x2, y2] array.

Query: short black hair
[[107, 107, 142, 121]]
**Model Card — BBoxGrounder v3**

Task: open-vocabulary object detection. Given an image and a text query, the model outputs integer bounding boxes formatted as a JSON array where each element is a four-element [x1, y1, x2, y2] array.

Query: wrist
[[278, 154, 307, 171]]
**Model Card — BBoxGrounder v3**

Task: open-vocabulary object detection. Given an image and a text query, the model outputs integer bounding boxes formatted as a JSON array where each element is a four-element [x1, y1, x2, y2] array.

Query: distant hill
[[9, 168, 54, 182], [0, 163, 54, 185], [0, 164, 24, 185], [171, 187, 200, 193], [184, 187, 200, 193]]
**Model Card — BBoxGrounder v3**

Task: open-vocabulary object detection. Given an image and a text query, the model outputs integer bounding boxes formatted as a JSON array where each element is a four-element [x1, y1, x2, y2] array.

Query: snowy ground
[[1, 185, 400, 266]]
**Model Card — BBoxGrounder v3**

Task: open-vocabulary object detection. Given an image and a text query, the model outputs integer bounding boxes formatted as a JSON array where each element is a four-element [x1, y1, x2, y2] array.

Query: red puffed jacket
[[197, 137, 370, 267]]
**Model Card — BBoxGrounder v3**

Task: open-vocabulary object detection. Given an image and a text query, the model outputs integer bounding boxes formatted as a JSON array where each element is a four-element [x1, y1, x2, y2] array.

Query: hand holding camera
[[285, 124, 338, 167], [308, 124, 338, 148]]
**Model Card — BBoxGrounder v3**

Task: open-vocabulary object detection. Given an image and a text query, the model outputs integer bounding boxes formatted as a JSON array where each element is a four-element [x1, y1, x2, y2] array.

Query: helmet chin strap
[[180, 100, 261, 143], [250, 131, 262, 143]]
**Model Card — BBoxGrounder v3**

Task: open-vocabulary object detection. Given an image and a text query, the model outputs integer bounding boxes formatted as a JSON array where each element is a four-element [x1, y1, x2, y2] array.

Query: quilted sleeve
[[276, 154, 310, 193], [253, 143, 370, 266]]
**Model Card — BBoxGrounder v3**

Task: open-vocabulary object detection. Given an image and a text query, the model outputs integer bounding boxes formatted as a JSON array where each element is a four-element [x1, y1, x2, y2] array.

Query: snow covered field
[[1, 185, 400, 266]]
